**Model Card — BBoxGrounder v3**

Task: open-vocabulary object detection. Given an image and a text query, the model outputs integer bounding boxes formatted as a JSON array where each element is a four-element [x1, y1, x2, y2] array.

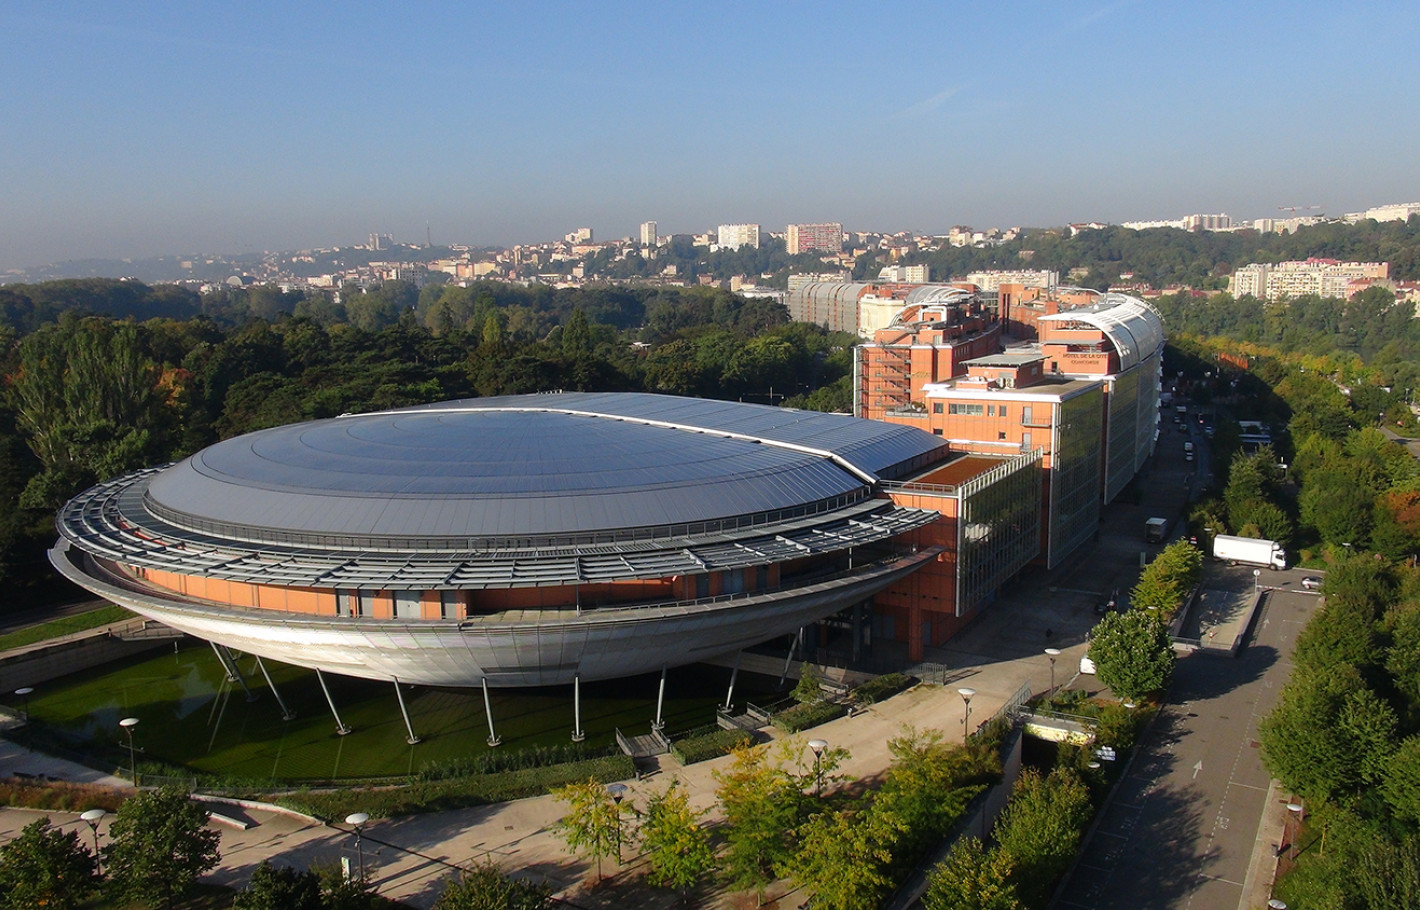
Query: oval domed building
[[51, 393, 951, 692]]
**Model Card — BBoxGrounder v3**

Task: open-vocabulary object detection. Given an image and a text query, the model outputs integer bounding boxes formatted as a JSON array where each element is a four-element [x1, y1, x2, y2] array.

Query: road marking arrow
[[1193, 760, 1203, 779]]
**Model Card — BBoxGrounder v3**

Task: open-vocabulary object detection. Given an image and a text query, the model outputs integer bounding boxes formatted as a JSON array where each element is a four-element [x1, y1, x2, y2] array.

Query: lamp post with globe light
[[345, 812, 370, 882], [80, 809, 105, 872], [1044, 648, 1060, 697], [958, 688, 976, 745], [118, 717, 139, 784], [606, 783, 628, 861], [808, 739, 828, 796]]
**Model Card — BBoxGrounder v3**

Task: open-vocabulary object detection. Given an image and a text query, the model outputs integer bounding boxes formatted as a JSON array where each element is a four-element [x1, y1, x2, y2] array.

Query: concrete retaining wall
[[0, 623, 181, 691]]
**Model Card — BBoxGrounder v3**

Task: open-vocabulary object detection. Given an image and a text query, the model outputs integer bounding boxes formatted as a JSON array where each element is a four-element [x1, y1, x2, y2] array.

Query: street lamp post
[[957, 688, 976, 745], [118, 717, 139, 785], [80, 808, 105, 872], [606, 783, 628, 862], [15, 687, 33, 752], [345, 812, 369, 883], [1044, 648, 1060, 697], [808, 739, 828, 796], [1253, 568, 1261, 593], [1286, 801, 1304, 861]]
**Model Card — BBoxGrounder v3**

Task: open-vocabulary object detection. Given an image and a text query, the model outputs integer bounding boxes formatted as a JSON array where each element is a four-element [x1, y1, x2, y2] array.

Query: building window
[[1021, 405, 1032, 424], [1022, 432, 1032, 451], [1000, 406, 1008, 419], [932, 403, 943, 414], [696, 574, 710, 598], [987, 405, 995, 416], [948, 403, 984, 416], [933, 428, 944, 436], [998, 431, 1007, 440]]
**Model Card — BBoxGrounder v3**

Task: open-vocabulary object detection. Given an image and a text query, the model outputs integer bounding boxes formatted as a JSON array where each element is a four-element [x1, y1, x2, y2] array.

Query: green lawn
[[0, 605, 134, 653]]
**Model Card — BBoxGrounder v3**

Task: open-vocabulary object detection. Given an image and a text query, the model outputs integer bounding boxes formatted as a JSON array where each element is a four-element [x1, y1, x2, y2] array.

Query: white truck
[[1213, 534, 1287, 570]]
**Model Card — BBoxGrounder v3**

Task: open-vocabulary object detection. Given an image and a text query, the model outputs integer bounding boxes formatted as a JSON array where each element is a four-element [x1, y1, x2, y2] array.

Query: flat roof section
[[906, 454, 1010, 488]]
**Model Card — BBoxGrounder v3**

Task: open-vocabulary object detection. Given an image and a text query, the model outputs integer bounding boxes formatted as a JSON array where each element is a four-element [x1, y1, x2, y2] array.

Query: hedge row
[[772, 700, 846, 733], [279, 753, 635, 820], [670, 728, 751, 765], [852, 672, 914, 705]]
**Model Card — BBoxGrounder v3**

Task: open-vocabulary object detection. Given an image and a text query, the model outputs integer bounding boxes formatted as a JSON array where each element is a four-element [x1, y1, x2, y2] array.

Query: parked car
[[1301, 576, 1322, 591]]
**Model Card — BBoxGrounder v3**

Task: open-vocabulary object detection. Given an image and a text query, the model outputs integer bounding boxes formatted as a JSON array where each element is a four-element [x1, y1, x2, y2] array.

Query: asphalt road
[[1052, 577, 1318, 910]]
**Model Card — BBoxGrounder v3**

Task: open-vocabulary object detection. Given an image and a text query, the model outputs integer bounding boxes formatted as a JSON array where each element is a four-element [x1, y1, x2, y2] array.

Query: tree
[[635, 781, 715, 900], [1260, 666, 1398, 802], [104, 785, 221, 910], [1381, 735, 1420, 825], [1129, 540, 1202, 615], [991, 768, 1092, 906], [551, 778, 623, 882], [431, 862, 552, 910], [793, 663, 824, 704], [786, 807, 895, 910], [0, 816, 97, 910], [232, 860, 323, 910], [713, 741, 805, 900], [923, 837, 1020, 910], [1086, 609, 1174, 701]]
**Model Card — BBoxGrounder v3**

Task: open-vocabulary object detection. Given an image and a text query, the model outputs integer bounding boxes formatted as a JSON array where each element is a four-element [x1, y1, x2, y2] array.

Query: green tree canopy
[[431, 862, 553, 910], [104, 785, 221, 910], [0, 816, 97, 910], [635, 781, 715, 898], [1087, 609, 1175, 700], [923, 836, 1020, 910]]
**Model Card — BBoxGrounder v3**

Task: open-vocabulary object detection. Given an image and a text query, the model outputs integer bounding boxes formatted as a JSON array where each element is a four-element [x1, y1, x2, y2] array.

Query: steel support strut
[[255, 655, 295, 720], [482, 678, 501, 747], [210, 642, 257, 702], [572, 675, 585, 742], [393, 678, 420, 745], [723, 651, 741, 712], [653, 666, 667, 731], [316, 669, 351, 735]]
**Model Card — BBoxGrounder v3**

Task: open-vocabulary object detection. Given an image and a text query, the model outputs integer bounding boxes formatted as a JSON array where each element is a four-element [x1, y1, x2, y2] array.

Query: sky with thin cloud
[[3, 1, 1416, 269]]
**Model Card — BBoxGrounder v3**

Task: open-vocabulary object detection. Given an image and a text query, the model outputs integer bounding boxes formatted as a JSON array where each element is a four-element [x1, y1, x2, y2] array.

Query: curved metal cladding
[[51, 543, 936, 687], [53, 393, 950, 687], [785, 282, 871, 334]]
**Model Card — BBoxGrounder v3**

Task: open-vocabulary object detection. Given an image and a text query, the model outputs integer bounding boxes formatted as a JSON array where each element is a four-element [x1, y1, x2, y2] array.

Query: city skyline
[[4, 1, 1418, 271]]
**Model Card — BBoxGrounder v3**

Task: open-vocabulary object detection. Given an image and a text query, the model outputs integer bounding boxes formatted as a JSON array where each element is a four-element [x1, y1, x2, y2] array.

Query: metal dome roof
[[141, 393, 947, 543]]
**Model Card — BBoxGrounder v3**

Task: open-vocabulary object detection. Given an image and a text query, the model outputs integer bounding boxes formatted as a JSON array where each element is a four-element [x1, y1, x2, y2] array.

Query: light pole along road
[[1052, 577, 1319, 910]]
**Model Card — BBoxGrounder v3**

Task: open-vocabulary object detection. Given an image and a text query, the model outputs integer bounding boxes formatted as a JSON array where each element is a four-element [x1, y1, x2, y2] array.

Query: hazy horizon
[[5, 1, 1417, 271]]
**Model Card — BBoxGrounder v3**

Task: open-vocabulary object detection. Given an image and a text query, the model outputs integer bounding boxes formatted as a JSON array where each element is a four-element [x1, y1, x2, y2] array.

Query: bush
[[280, 753, 635, 820], [771, 700, 845, 733], [0, 778, 125, 813], [416, 742, 618, 781], [852, 672, 913, 706], [670, 729, 750, 765]]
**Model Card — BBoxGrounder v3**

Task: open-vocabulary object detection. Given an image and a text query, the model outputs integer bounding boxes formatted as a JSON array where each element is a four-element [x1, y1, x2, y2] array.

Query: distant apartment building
[[1229, 259, 1390, 300], [786, 222, 843, 255], [853, 286, 1164, 568], [717, 223, 761, 250], [640, 221, 658, 247], [1344, 202, 1420, 224], [565, 228, 594, 244], [1120, 214, 1229, 231], [965, 269, 1059, 291], [787, 280, 990, 338], [878, 264, 930, 283], [368, 233, 394, 251], [787, 272, 851, 293]]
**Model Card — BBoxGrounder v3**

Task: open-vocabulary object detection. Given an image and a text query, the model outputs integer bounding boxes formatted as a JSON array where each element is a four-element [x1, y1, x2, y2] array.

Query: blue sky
[[3, 1, 1417, 269]]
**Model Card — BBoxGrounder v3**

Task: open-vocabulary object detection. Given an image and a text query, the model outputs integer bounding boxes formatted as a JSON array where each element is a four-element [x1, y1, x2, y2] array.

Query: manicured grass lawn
[[0, 605, 134, 653]]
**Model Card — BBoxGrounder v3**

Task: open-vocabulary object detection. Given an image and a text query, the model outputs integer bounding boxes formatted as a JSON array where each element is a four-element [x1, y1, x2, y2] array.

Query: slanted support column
[[255, 656, 295, 721], [210, 642, 256, 702], [652, 666, 667, 732], [482, 678, 501, 747], [393, 678, 420, 745], [779, 626, 804, 687], [316, 669, 351, 735], [722, 651, 741, 712], [571, 675, 585, 742]]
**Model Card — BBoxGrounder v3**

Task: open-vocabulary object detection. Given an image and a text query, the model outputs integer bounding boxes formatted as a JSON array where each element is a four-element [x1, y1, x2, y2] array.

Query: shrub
[[280, 753, 635, 820], [670, 729, 750, 765], [771, 700, 845, 733], [852, 672, 913, 706]]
